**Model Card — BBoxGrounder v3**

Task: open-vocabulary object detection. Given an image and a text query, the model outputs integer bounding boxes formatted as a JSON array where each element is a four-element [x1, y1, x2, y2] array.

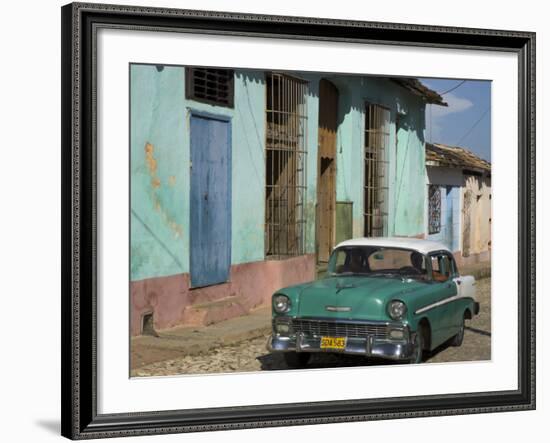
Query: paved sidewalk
[[131, 305, 271, 370]]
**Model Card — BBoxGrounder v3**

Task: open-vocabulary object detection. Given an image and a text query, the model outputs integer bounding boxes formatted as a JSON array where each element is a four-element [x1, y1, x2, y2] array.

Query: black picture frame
[[61, 2, 536, 439]]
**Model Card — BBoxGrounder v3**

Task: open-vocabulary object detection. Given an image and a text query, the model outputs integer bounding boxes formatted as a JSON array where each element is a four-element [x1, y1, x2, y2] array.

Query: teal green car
[[267, 237, 479, 367]]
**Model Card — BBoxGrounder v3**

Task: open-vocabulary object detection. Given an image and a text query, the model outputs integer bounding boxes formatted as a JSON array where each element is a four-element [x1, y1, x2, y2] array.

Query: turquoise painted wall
[[130, 65, 187, 281], [229, 72, 266, 264], [130, 65, 266, 281], [300, 73, 320, 256], [392, 92, 427, 237], [130, 66, 428, 282], [320, 75, 427, 239]]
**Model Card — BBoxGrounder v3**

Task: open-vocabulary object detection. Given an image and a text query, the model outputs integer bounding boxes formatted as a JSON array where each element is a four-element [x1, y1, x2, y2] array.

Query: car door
[[452, 255, 477, 325], [453, 255, 476, 302], [427, 252, 458, 347], [437, 252, 478, 341]]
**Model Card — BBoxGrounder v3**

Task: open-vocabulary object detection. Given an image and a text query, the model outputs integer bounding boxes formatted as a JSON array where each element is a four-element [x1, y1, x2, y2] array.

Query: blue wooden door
[[190, 114, 231, 288]]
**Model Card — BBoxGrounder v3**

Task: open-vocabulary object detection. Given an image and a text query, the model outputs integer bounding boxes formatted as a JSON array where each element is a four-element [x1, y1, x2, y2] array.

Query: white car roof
[[334, 237, 451, 255]]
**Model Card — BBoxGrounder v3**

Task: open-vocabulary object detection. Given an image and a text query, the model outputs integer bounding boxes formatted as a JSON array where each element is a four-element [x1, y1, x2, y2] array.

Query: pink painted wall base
[[130, 254, 316, 336]]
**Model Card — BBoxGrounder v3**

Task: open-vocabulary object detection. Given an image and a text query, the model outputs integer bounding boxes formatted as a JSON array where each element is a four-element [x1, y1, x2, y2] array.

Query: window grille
[[428, 185, 442, 234], [186, 68, 234, 107], [265, 73, 308, 258], [364, 104, 390, 237]]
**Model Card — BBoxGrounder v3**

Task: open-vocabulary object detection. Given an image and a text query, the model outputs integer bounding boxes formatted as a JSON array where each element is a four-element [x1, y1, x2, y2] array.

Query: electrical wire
[[439, 80, 467, 96], [456, 107, 490, 146]]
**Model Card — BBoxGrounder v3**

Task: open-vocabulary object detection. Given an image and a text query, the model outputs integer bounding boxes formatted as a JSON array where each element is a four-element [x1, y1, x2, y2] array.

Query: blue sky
[[421, 78, 491, 162]]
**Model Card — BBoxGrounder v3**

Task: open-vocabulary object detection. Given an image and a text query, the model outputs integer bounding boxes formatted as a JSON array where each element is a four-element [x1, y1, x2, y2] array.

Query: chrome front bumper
[[267, 320, 415, 361]]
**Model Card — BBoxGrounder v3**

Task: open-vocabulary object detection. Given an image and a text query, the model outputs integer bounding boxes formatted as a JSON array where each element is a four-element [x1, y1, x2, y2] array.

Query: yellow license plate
[[320, 336, 346, 350]]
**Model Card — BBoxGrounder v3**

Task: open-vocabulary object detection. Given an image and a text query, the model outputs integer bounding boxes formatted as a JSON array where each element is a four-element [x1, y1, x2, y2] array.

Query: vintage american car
[[267, 237, 479, 367]]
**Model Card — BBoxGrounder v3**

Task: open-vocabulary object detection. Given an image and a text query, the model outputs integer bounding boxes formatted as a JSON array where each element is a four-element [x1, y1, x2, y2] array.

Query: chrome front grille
[[291, 319, 388, 339]]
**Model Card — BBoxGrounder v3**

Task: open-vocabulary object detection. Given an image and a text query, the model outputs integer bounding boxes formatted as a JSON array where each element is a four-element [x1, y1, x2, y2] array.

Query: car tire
[[410, 330, 425, 364], [450, 315, 465, 347], [283, 352, 311, 368]]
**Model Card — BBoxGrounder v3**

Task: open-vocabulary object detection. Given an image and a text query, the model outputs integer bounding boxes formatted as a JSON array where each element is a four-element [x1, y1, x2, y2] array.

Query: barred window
[[364, 103, 390, 237], [186, 68, 234, 108], [428, 185, 441, 234], [265, 73, 308, 258]]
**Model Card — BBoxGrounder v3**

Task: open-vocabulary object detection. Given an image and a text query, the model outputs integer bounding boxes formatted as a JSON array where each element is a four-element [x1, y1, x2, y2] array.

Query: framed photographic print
[[61, 2, 536, 439]]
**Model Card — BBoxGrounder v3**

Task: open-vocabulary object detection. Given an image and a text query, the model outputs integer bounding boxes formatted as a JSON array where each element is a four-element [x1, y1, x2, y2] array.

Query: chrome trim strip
[[267, 334, 415, 360], [325, 306, 352, 312], [297, 316, 393, 326], [415, 295, 474, 314], [290, 318, 393, 340]]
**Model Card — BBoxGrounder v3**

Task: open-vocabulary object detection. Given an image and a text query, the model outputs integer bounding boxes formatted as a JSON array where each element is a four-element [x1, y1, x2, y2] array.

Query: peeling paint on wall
[[131, 65, 189, 281], [145, 142, 157, 174], [463, 174, 491, 256], [143, 143, 183, 238], [150, 191, 183, 238], [145, 143, 162, 188]]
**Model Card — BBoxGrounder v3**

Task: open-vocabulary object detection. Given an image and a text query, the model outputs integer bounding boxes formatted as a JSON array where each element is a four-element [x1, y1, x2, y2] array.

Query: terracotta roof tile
[[426, 143, 491, 172]]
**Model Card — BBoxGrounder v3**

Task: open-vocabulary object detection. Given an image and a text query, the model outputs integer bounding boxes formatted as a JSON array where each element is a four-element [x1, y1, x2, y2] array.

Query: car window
[[333, 249, 350, 271], [370, 249, 429, 281], [327, 246, 428, 280], [368, 249, 416, 270], [448, 255, 458, 276], [430, 253, 454, 281]]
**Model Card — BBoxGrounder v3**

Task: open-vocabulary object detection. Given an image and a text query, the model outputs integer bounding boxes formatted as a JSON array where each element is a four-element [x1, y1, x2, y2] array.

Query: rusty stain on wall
[[145, 142, 161, 188], [151, 193, 184, 239], [145, 142, 157, 173], [145, 141, 183, 239]]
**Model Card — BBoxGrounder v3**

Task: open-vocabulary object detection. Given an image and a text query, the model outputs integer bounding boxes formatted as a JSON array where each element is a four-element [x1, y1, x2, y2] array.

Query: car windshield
[[327, 246, 429, 280]]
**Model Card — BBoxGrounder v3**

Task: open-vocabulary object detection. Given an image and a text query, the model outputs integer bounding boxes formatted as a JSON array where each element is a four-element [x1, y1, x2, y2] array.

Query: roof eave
[[390, 78, 447, 106]]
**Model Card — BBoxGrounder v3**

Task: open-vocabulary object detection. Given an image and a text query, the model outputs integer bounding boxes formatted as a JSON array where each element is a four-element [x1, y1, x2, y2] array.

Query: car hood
[[296, 276, 426, 321]]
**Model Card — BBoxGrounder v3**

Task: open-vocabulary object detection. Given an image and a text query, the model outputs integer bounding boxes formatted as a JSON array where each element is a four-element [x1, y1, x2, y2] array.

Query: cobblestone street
[[131, 278, 491, 377]]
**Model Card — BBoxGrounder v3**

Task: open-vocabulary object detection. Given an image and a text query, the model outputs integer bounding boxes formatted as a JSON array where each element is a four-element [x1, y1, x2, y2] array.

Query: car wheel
[[450, 315, 465, 347], [283, 352, 311, 368], [409, 330, 424, 364]]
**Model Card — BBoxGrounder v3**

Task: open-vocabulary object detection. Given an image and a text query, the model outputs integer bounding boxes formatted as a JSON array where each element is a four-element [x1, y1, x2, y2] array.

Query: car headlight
[[273, 294, 291, 313], [388, 300, 407, 320]]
